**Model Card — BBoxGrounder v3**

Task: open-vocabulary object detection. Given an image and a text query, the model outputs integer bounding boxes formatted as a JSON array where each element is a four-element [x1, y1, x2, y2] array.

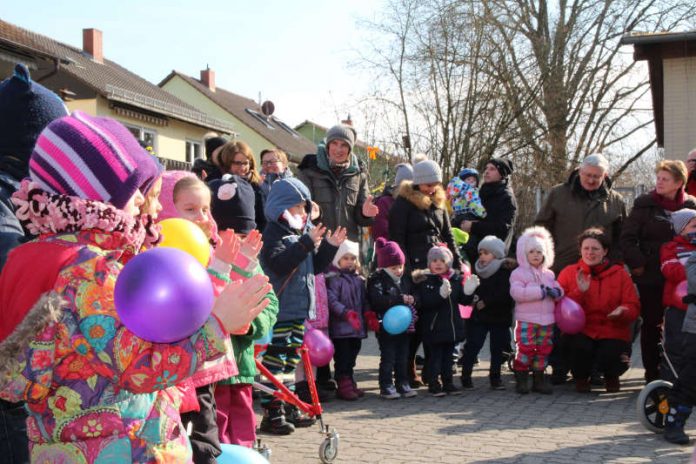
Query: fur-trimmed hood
[[501, 257, 518, 270], [397, 180, 447, 210], [516, 226, 555, 270]]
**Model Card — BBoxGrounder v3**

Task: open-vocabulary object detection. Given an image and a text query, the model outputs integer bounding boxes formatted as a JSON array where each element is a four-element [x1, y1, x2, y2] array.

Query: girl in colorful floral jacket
[[0, 112, 270, 463]]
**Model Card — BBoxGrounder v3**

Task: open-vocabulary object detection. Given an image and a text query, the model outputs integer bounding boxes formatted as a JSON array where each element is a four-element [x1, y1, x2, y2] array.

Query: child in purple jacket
[[327, 239, 368, 401]]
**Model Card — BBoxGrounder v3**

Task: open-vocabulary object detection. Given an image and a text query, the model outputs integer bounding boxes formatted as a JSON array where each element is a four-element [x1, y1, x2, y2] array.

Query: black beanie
[[0, 64, 69, 179], [488, 158, 514, 178], [205, 136, 227, 160], [209, 174, 257, 234]]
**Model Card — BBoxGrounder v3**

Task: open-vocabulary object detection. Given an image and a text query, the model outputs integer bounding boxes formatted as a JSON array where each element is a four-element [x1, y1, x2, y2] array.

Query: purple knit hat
[[29, 111, 153, 209], [375, 237, 405, 268]]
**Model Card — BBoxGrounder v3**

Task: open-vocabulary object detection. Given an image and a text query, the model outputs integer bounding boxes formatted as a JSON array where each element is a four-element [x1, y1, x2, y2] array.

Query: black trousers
[[0, 399, 28, 464], [180, 384, 221, 464], [569, 333, 630, 379], [332, 338, 362, 379], [424, 341, 456, 386], [661, 306, 687, 383], [638, 283, 665, 381], [378, 332, 410, 389], [670, 332, 696, 407]]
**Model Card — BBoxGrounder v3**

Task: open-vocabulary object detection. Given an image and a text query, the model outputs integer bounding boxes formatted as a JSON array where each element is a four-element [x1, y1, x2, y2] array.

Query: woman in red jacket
[[558, 228, 640, 393]]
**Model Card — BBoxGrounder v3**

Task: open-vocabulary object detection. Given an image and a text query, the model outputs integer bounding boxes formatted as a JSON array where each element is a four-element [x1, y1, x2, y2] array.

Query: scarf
[[12, 179, 161, 255], [383, 267, 402, 284], [475, 257, 504, 279], [651, 188, 686, 212]]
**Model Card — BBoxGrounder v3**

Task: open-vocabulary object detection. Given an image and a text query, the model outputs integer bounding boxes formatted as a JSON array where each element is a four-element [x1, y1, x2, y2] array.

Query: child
[[366, 238, 418, 399], [510, 226, 563, 395], [664, 251, 696, 444], [0, 112, 270, 462], [412, 245, 468, 397], [259, 177, 345, 434], [460, 236, 517, 390], [660, 208, 696, 383], [447, 168, 486, 226], [326, 240, 368, 400]]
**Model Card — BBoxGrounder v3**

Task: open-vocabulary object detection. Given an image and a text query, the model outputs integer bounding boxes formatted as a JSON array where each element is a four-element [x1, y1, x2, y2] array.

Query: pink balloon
[[554, 297, 585, 334], [461, 262, 472, 280], [675, 280, 688, 301], [459, 304, 473, 319], [304, 328, 334, 366]]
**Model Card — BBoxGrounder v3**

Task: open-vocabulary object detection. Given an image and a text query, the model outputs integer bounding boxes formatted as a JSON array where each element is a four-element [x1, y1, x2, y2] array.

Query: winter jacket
[[660, 235, 696, 311], [326, 268, 368, 339], [0, 172, 26, 272], [620, 191, 696, 287], [259, 170, 293, 205], [412, 270, 467, 344], [371, 186, 395, 241], [535, 170, 626, 274], [687, 172, 696, 198], [465, 179, 517, 260], [296, 145, 373, 241], [388, 181, 462, 271], [462, 259, 517, 326], [366, 269, 413, 318], [557, 259, 640, 342], [219, 262, 278, 385], [250, 180, 267, 233], [510, 227, 561, 326], [0, 231, 228, 463], [683, 253, 696, 334], [260, 178, 338, 322]]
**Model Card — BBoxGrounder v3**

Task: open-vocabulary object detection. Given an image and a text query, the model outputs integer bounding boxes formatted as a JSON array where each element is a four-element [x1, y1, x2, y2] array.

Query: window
[[245, 108, 275, 129], [185, 140, 202, 164], [125, 124, 158, 152], [271, 116, 300, 138]]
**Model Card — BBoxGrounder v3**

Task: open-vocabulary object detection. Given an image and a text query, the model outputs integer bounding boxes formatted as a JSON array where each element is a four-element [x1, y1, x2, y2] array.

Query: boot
[[575, 377, 591, 393], [259, 403, 295, 435], [490, 372, 505, 390], [514, 370, 529, 394], [664, 404, 692, 445], [285, 404, 316, 428], [604, 376, 620, 393], [532, 371, 552, 394], [336, 377, 359, 401], [295, 380, 331, 404], [352, 378, 365, 398], [460, 365, 474, 390]]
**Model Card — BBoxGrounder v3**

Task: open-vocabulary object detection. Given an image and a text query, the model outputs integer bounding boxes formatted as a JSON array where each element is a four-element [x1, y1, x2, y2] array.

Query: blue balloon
[[383, 305, 412, 334], [218, 444, 269, 464], [255, 330, 273, 346]]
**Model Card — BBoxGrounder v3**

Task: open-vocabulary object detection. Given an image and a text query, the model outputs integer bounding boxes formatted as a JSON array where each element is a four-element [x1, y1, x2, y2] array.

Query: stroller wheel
[[636, 379, 673, 433], [319, 438, 338, 463]]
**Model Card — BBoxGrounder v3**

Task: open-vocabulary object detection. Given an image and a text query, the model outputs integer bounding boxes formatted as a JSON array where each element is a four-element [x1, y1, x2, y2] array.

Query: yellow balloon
[[158, 218, 211, 267]]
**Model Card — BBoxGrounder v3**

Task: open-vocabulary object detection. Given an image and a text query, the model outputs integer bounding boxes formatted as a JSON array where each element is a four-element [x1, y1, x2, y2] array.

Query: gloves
[[439, 278, 452, 298], [364, 311, 380, 333], [544, 285, 562, 300], [463, 275, 480, 295], [345, 310, 362, 331]]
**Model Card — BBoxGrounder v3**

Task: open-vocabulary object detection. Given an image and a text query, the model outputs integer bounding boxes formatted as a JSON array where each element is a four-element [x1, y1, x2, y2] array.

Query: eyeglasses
[[231, 160, 250, 166], [262, 159, 281, 166]]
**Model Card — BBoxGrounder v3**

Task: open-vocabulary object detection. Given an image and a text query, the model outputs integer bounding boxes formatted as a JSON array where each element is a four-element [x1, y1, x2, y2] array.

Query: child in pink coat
[[510, 226, 563, 395]]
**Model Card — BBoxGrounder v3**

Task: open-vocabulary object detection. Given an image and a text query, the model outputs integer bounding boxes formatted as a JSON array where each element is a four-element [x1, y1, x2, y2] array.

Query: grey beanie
[[670, 208, 696, 235], [326, 124, 356, 151], [478, 235, 506, 259], [427, 245, 453, 267], [412, 159, 442, 185], [394, 163, 413, 187]]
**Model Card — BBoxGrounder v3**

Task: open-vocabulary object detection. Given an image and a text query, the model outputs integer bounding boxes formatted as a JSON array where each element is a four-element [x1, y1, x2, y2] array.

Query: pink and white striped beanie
[[29, 111, 152, 209]]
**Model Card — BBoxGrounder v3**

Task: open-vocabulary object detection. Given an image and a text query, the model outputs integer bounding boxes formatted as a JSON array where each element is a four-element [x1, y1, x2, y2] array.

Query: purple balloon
[[303, 328, 334, 366], [554, 297, 585, 334], [115, 248, 214, 343]]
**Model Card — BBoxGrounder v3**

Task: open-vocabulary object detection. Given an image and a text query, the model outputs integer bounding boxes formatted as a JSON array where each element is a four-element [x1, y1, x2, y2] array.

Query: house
[[0, 19, 234, 168], [159, 69, 316, 164], [621, 31, 696, 159]]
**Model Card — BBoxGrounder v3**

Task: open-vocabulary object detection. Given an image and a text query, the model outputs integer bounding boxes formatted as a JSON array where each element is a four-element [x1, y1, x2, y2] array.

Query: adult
[[388, 159, 462, 386], [296, 124, 378, 242], [192, 135, 225, 182], [372, 163, 413, 241], [217, 141, 266, 232], [620, 160, 696, 382], [558, 228, 639, 393], [535, 154, 626, 275], [259, 148, 293, 203], [0, 63, 68, 464], [460, 158, 517, 264], [686, 147, 696, 197]]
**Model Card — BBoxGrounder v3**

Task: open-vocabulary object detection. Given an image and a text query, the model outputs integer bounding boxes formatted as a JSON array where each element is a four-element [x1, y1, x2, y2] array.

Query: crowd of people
[[0, 63, 695, 464]]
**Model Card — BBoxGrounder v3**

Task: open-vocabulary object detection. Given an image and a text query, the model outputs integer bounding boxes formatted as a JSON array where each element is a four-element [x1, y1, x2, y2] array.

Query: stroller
[[636, 343, 678, 433], [254, 343, 340, 463]]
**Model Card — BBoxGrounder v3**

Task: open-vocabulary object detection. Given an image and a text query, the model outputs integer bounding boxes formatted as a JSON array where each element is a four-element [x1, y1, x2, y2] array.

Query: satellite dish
[[261, 100, 275, 116]]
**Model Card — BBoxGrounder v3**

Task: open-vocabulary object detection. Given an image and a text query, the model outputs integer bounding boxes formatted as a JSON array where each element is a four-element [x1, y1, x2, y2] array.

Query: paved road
[[255, 336, 695, 464]]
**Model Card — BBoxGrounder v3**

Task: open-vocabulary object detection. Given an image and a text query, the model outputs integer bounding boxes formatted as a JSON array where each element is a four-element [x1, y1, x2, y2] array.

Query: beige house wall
[[663, 56, 696, 160]]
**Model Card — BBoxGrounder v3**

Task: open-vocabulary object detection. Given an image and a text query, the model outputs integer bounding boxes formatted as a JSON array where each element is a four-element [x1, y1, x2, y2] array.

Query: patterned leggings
[[514, 321, 554, 371], [260, 319, 305, 406]]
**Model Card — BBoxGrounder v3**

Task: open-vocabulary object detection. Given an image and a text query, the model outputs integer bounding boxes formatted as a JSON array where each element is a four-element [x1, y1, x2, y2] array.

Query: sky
[[0, 0, 382, 129]]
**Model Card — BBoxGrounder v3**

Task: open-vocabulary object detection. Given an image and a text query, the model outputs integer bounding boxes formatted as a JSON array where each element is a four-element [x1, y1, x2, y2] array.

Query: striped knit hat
[[29, 111, 153, 209]]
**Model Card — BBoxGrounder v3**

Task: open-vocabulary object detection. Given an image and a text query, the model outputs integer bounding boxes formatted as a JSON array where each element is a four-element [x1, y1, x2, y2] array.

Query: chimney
[[82, 28, 103, 64], [201, 67, 216, 92]]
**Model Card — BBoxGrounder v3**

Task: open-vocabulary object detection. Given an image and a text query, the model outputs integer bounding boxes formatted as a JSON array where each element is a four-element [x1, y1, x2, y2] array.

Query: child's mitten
[[345, 310, 362, 330], [439, 278, 452, 298]]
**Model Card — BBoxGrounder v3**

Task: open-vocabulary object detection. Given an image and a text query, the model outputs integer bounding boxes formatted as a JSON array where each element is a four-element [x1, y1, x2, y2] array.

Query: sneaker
[[443, 383, 462, 395], [398, 384, 418, 398], [380, 386, 400, 400], [490, 377, 505, 390], [429, 383, 446, 398], [409, 377, 424, 388]]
